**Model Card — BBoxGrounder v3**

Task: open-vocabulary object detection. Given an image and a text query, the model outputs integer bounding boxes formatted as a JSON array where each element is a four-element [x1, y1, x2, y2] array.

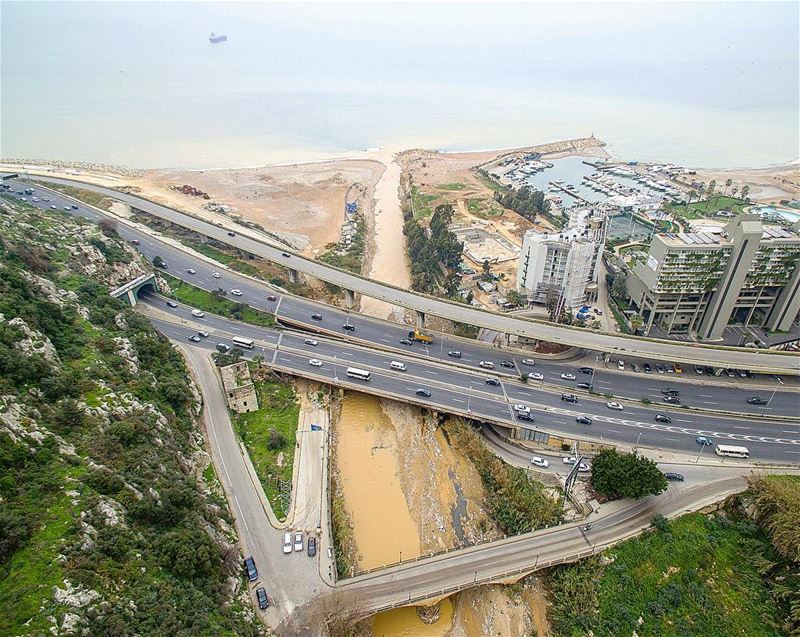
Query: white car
[[294, 532, 303, 552], [561, 373, 576, 381], [530, 456, 549, 468], [528, 372, 544, 381], [606, 401, 624, 410], [304, 338, 318, 346], [186, 268, 196, 274], [50, 205, 57, 209], [283, 532, 292, 554], [308, 359, 323, 367], [212, 272, 221, 278], [191, 309, 205, 318], [513, 404, 530, 414], [231, 289, 243, 296], [577, 463, 591, 472], [562, 456, 578, 465], [617, 359, 625, 371], [478, 360, 494, 369], [521, 359, 536, 367]]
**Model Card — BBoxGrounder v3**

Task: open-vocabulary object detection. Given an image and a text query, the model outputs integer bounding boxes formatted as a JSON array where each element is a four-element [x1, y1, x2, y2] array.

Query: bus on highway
[[714, 444, 750, 458], [345, 367, 371, 381], [232, 336, 255, 349]]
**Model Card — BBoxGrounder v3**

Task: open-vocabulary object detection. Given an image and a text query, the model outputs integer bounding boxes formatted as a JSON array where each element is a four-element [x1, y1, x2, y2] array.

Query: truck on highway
[[24, 188, 34, 196], [407, 329, 433, 344]]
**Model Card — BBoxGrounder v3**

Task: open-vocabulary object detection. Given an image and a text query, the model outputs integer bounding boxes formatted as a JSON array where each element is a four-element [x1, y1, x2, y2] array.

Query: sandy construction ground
[[691, 162, 799, 203]]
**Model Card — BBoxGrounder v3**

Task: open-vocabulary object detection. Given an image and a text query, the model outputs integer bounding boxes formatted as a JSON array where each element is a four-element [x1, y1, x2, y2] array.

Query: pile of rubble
[[171, 184, 210, 199]]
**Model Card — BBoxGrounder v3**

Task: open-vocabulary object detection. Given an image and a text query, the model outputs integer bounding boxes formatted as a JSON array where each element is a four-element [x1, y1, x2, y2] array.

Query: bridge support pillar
[[126, 290, 138, 307], [344, 289, 356, 309], [416, 310, 426, 330], [287, 268, 299, 284]]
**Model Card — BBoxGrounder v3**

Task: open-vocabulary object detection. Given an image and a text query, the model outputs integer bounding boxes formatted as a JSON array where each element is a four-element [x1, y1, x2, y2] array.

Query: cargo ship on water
[[209, 32, 227, 44]]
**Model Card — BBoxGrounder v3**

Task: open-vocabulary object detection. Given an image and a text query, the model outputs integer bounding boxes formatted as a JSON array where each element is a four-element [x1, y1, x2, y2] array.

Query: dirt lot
[[690, 163, 799, 203]]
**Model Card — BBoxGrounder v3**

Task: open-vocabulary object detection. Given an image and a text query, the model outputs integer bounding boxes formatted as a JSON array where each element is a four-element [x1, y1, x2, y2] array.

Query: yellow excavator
[[408, 329, 433, 344]]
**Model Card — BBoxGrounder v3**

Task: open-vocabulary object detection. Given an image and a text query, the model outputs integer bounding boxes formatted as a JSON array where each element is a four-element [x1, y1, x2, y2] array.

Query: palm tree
[[732, 186, 739, 199], [630, 313, 644, 334], [724, 178, 732, 196], [741, 184, 750, 203], [706, 179, 717, 210]]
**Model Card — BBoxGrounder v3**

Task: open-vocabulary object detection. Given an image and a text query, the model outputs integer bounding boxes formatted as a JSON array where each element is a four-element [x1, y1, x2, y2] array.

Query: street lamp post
[[767, 376, 784, 407], [694, 441, 707, 464], [333, 356, 338, 382]]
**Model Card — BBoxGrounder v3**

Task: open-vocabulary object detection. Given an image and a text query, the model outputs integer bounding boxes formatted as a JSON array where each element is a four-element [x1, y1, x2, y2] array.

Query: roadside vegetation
[[663, 194, 748, 221], [36, 182, 114, 210], [547, 475, 800, 637], [589, 449, 667, 500], [0, 200, 258, 635], [410, 184, 438, 219], [444, 420, 561, 535], [160, 272, 275, 327], [402, 203, 464, 295], [230, 369, 299, 521], [493, 184, 550, 223], [319, 215, 366, 274]]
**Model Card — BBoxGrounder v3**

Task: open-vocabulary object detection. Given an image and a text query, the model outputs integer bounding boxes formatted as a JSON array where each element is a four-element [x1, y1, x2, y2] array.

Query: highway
[[16, 174, 800, 373], [140, 298, 800, 464], [4, 180, 800, 418]]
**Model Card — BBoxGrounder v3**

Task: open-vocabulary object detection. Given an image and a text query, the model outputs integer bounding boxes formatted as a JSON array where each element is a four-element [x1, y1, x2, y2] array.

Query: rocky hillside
[[0, 198, 262, 636]]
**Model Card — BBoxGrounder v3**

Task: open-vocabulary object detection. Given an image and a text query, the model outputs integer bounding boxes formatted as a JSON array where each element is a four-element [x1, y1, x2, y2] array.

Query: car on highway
[[400, 338, 412, 345], [212, 271, 221, 278], [643, 363, 652, 373], [695, 436, 714, 446], [479, 361, 495, 369], [304, 338, 318, 346], [513, 404, 530, 415], [256, 587, 269, 609], [577, 382, 592, 389], [186, 268, 196, 274], [521, 358, 535, 366], [307, 536, 317, 557], [267, 295, 276, 301], [216, 343, 230, 353], [561, 393, 578, 403], [655, 414, 672, 423], [50, 204, 57, 209], [188, 335, 201, 342], [283, 532, 292, 554], [390, 361, 407, 371], [500, 360, 514, 368], [198, 331, 209, 338], [577, 463, 591, 472], [282, 252, 290, 258], [517, 412, 534, 421], [448, 350, 462, 358], [663, 396, 681, 405], [606, 401, 623, 410], [485, 378, 500, 386], [311, 313, 323, 320], [617, 360, 625, 371], [63, 206, 71, 211], [130, 239, 140, 245], [231, 289, 243, 296], [528, 372, 544, 380], [166, 300, 178, 308], [227, 231, 236, 237], [415, 388, 431, 397], [308, 359, 323, 367], [562, 456, 579, 465], [342, 324, 355, 331], [71, 204, 78, 210], [191, 309, 205, 318], [530, 456, 549, 468], [243, 556, 258, 581], [747, 397, 768, 405], [579, 367, 593, 374], [560, 373, 576, 380], [576, 415, 592, 425], [661, 388, 680, 396], [294, 532, 303, 552], [664, 472, 685, 481]]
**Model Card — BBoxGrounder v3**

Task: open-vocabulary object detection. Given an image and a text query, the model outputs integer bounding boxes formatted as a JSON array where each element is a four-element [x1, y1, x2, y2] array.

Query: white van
[[390, 361, 407, 371]]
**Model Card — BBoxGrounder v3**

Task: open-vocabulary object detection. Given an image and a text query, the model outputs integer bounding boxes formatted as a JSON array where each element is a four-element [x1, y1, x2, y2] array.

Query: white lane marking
[[702, 402, 719, 405], [699, 394, 714, 398], [663, 437, 680, 441], [453, 399, 466, 404], [607, 429, 623, 433], [676, 419, 692, 423]]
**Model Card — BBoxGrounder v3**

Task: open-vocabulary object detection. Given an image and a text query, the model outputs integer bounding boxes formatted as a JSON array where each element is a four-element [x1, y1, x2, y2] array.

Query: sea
[[1, 2, 798, 170]]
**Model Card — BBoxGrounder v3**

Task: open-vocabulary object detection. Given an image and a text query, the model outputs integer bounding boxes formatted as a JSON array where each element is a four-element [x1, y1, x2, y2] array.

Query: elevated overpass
[[23, 174, 800, 374]]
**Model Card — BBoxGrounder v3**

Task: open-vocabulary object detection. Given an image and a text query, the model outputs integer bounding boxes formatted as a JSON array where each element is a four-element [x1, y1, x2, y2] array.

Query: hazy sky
[[2, 2, 798, 167]]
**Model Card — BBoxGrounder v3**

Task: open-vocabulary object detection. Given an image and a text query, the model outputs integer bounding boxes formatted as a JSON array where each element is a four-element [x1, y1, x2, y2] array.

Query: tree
[[732, 186, 739, 199], [266, 427, 287, 450], [629, 313, 644, 334], [506, 289, 524, 307], [741, 184, 750, 202], [482, 259, 492, 280], [590, 449, 668, 499], [724, 178, 732, 196], [99, 218, 119, 237], [705, 179, 716, 210], [610, 273, 627, 301]]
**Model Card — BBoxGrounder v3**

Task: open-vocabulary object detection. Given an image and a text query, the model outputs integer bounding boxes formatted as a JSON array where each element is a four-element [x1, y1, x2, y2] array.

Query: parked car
[[694, 365, 704, 375], [561, 393, 578, 403], [528, 372, 544, 380], [485, 378, 500, 386], [643, 363, 652, 373], [311, 313, 323, 321], [256, 587, 269, 609], [166, 300, 178, 308], [606, 401, 624, 410], [666, 364, 675, 373], [631, 363, 641, 373], [561, 373, 576, 381], [479, 361, 495, 369], [655, 364, 665, 374], [674, 363, 683, 374], [576, 415, 592, 425], [307, 536, 317, 557], [725, 368, 736, 378], [283, 532, 292, 554], [617, 360, 625, 371], [304, 338, 318, 346], [664, 472, 685, 482], [448, 350, 462, 358], [655, 414, 672, 423], [415, 388, 431, 397], [579, 367, 594, 374], [231, 289, 243, 296], [695, 436, 714, 446], [294, 532, 303, 552], [747, 397, 768, 405], [308, 359, 323, 367], [530, 456, 549, 468], [243, 556, 258, 581], [521, 359, 535, 367]]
